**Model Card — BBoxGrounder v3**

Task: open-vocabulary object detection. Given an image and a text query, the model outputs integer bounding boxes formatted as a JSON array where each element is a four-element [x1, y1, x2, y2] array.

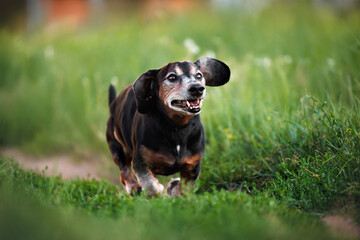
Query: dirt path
[[323, 215, 360, 239], [1, 148, 102, 180]]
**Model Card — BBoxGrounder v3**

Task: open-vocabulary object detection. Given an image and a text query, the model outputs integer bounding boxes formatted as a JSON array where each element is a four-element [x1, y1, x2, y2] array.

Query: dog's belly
[[151, 165, 180, 176]]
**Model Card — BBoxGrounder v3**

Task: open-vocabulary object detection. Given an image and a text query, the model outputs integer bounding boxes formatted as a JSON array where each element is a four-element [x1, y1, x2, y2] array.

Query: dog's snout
[[188, 84, 205, 97]]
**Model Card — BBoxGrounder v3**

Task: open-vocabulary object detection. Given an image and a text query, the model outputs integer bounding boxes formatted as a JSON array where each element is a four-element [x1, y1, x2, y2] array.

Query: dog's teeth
[[186, 101, 190, 107]]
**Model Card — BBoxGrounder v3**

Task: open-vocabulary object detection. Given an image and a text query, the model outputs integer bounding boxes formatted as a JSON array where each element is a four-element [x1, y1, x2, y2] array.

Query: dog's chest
[[176, 144, 181, 155], [140, 145, 201, 175]]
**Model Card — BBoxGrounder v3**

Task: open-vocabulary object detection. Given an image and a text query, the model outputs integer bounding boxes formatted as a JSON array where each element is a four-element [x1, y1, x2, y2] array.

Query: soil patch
[[1, 148, 101, 180], [323, 215, 360, 238]]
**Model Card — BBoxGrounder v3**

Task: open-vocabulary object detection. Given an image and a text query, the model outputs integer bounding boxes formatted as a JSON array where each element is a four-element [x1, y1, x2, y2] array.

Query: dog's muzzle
[[171, 98, 203, 113]]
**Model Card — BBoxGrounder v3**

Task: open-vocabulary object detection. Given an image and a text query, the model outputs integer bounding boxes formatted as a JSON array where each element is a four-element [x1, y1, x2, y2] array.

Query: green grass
[[0, 1, 360, 238], [0, 158, 338, 240]]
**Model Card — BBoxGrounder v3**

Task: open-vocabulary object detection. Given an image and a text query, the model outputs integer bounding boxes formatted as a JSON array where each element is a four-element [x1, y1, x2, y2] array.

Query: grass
[[0, 1, 360, 239], [0, 158, 339, 240]]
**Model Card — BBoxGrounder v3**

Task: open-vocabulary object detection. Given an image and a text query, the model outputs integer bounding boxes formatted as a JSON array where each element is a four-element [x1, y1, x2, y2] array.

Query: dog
[[106, 57, 230, 197]]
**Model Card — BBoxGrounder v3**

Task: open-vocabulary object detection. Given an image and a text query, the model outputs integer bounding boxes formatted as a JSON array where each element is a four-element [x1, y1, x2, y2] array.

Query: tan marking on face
[[158, 79, 179, 106], [173, 65, 184, 75], [190, 64, 198, 75]]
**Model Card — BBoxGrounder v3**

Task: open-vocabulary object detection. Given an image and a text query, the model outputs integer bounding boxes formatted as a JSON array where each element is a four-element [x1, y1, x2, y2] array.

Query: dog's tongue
[[187, 99, 200, 107]]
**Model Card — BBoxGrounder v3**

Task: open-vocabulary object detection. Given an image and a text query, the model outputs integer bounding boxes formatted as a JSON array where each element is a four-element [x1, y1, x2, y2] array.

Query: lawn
[[0, 1, 359, 239], [0, 158, 340, 240]]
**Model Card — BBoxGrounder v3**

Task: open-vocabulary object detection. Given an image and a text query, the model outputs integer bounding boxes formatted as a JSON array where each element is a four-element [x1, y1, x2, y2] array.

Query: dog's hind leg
[[108, 141, 142, 195]]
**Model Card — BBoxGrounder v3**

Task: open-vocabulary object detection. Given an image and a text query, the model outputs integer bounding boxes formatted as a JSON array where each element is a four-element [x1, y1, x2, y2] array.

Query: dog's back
[[108, 84, 138, 155]]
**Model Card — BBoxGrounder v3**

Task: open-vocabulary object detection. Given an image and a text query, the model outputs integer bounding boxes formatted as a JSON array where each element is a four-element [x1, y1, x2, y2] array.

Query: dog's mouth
[[171, 98, 203, 113]]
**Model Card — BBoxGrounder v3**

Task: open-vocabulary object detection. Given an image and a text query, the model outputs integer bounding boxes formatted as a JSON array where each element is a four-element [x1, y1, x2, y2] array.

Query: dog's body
[[106, 57, 230, 196]]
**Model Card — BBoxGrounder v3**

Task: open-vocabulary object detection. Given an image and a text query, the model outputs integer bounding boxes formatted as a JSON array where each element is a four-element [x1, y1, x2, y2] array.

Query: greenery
[[0, 1, 359, 239], [0, 158, 337, 240]]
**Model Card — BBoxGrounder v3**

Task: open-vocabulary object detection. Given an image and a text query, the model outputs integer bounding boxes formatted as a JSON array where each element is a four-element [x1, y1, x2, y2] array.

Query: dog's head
[[133, 57, 230, 122]]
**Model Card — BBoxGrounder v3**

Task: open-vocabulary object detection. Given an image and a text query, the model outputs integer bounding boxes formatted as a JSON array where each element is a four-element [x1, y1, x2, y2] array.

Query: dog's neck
[[167, 111, 194, 126]]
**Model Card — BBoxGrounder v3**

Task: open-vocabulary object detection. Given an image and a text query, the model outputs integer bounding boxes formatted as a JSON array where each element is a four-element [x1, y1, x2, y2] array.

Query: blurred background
[[1, 0, 359, 31], [0, 0, 359, 186]]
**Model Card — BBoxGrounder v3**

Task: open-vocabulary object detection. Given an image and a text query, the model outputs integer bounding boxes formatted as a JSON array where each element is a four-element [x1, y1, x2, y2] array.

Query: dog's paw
[[144, 182, 163, 197], [166, 178, 182, 197], [153, 182, 164, 196], [125, 184, 142, 196]]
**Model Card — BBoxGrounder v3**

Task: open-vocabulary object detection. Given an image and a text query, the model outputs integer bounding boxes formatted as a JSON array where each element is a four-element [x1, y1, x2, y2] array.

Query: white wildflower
[[44, 45, 55, 60], [255, 57, 272, 68], [111, 76, 119, 86], [205, 50, 216, 58], [263, 57, 271, 68], [327, 58, 336, 68], [184, 38, 200, 55]]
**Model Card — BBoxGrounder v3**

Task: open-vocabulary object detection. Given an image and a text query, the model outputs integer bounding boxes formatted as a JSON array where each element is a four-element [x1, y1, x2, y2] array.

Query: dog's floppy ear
[[194, 57, 230, 86], [132, 69, 159, 114]]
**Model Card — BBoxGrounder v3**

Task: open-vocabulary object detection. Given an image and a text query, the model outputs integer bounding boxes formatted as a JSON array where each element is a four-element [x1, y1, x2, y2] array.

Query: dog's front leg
[[166, 178, 182, 196], [166, 161, 201, 197], [133, 161, 164, 197], [166, 178, 198, 197]]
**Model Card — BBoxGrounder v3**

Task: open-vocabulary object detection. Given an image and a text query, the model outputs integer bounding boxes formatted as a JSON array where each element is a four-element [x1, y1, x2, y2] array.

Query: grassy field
[[0, 158, 341, 240], [0, 1, 360, 239]]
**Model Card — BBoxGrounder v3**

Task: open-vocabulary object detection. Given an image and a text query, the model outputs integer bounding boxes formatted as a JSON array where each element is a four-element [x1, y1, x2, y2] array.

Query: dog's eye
[[195, 73, 203, 80], [168, 74, 177, 81]]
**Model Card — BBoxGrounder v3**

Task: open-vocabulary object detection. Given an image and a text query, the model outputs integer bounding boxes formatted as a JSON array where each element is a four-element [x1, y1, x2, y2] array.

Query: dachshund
[[106, 57, 230, 196]]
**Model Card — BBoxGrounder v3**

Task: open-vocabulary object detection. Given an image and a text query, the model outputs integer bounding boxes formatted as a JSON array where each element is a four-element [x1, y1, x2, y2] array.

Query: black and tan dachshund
[[106, 57, 230, 197]]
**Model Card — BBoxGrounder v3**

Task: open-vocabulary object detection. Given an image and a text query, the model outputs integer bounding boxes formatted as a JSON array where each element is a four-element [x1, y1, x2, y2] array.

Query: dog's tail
[[109, 84, 116, 106]]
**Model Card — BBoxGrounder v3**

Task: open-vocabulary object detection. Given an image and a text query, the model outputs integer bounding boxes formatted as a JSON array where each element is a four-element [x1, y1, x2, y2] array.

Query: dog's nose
[[188, 84, 205, 97]]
